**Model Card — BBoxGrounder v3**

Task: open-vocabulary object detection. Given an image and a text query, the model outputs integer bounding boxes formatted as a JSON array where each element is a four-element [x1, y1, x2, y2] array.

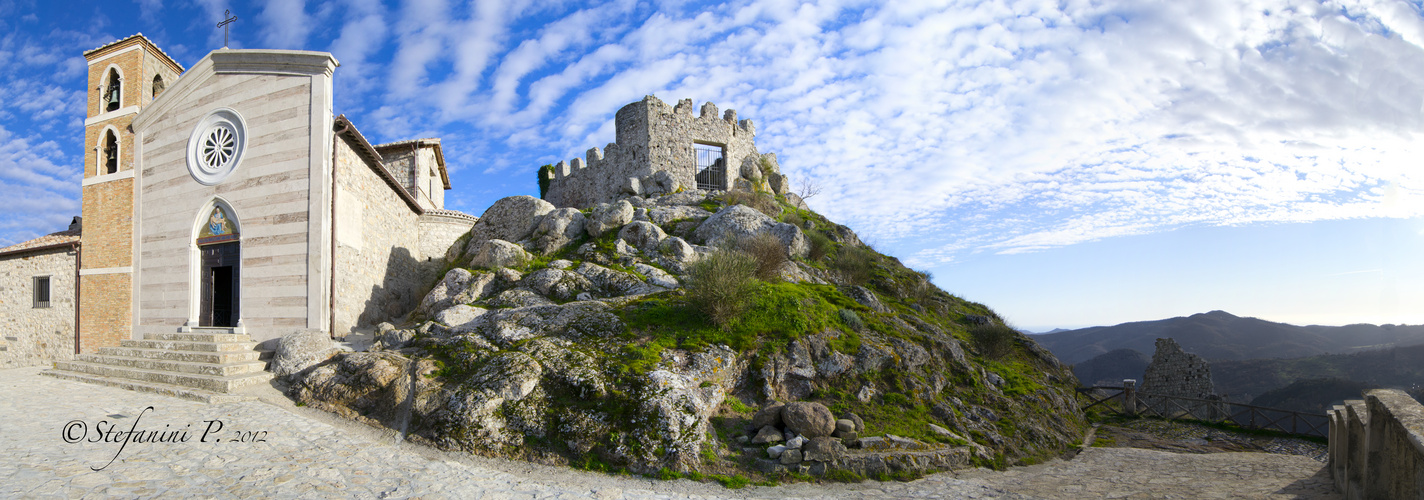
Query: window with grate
[[33, 276, 50, 308], [693, 143, 726, 191]]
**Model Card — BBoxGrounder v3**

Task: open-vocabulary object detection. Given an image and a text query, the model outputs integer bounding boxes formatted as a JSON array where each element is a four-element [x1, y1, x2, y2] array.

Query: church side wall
[[418, 213, 475, 265], [0, 248, 77, 367], [135, 72, 315, 342], [332, 137, 424, 336]]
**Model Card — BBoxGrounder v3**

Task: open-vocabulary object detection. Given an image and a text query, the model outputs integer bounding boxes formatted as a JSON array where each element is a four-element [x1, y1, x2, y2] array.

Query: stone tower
[[78, 34, 184, 353]]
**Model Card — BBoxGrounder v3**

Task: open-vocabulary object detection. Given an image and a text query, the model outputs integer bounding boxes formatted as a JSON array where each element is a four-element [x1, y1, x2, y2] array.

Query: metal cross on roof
[[217, 9, 237, 48]]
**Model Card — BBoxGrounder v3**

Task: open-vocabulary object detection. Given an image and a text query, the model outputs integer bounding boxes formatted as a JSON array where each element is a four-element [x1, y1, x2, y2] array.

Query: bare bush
[[797, 177, 823, 200], [971, 322, 1018, 359], [687, 249, 758, 329], [739, 232, 787, 281], [832, 245, 877, 286]]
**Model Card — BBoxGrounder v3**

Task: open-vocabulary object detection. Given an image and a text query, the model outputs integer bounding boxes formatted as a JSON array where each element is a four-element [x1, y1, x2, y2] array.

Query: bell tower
[[78, 34, 183, 353]]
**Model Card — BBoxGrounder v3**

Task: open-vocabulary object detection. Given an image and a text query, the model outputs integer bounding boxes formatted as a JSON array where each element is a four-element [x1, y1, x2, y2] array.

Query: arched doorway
[[195, 203, 240, 327]]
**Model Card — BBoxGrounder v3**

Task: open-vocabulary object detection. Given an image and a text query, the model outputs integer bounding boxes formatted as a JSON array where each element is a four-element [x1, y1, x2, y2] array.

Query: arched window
[[103, 130, 118, 174], [152, 75, 165, 98], [104, 68, 121, 112]]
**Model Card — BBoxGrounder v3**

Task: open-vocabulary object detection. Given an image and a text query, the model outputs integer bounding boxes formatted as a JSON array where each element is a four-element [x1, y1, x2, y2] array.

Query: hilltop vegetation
[[285, 187, 1087, 481]]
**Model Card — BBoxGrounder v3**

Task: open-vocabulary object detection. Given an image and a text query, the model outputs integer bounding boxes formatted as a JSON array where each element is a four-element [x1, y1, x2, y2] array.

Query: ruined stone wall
[[0, 248, 77, 367], [542, 95, 761, 208], [1140, 337, 1215, 399]]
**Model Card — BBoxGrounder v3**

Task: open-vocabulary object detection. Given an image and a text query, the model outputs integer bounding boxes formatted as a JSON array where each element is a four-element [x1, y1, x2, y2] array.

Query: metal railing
[[1076, 380, 1329, 437]]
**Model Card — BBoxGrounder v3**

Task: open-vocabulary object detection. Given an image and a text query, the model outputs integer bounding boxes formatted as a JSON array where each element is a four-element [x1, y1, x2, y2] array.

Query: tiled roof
[[373, 138, 441, 149], [0, 229, 80, 256], [84, 33, 185, 72]]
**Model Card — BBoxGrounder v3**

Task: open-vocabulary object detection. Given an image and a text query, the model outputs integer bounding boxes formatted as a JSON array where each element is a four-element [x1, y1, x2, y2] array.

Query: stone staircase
[[42, 328, 273, 404]]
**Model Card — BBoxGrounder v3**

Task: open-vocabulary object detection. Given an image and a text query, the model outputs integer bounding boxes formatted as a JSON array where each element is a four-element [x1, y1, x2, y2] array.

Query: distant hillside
[[1212, 343, 1424, 402], [1033, 311, 1424, 364], [1072, 348, 1150, 386], [1247, 378, 1374, 413]]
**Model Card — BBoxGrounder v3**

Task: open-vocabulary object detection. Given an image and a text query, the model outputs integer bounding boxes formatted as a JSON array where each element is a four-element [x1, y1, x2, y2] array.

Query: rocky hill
[[1033, 310, 1424, 364], [1212, 343, 1424, 404], [283, 188, 1086, 480]]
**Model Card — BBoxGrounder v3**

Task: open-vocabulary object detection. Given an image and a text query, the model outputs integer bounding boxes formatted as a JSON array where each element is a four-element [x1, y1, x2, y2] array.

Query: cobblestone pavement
[[0, 366, 1337, 499], [953, 447, 1341, 499]]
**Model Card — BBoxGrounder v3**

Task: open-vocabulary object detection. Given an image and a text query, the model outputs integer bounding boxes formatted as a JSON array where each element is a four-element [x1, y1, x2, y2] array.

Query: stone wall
[[0, 247, 77, 368], [1140, 338, 1215, 399], [332, 135, 429, 336], [418, 210, 476, 264], [542, 95, 784, 208], [1329, 389, 1424, 499]]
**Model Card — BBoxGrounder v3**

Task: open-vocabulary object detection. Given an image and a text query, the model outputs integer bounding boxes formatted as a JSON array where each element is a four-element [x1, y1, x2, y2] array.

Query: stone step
[[120, 339, 256, 352], [76, 354, 266, 377], [51, 360, 273, 393], [39, 370, 255, 404], [98, 346, 261, 364], [144, 332, 252, 343]]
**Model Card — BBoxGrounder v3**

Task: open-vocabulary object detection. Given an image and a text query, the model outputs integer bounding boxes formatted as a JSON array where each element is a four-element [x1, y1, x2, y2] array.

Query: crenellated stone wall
[[1140, 337, 1216, 399], [541, 95, 790, 208], [1329, 389, 1424, 499]]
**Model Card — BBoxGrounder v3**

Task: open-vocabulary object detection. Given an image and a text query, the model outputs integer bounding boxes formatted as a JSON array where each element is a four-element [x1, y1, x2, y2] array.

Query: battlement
[[541, 95, 786, 209]]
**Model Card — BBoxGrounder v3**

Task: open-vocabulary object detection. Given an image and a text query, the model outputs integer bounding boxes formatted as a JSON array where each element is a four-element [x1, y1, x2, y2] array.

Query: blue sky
[[1, 0, 1421, 331]]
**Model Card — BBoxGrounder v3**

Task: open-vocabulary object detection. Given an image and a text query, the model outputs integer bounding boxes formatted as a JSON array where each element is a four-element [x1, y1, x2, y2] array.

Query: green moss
[[984, 360, 1046, 396], [619, 282, 845, 352], [825, 469, 865, 483], [715, 474, 751, 489], [725, 395, 755, 414], [654, 467, 680, 480]]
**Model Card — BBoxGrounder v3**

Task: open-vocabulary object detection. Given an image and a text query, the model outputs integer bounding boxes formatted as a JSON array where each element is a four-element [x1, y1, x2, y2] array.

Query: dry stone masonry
[[541, 95, 792, 208], [1140, 337, 1215, 399]]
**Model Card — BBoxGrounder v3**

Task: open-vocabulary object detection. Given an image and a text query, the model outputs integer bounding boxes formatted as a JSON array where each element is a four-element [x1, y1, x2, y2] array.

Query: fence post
[[1123, 379, 1137, 416]]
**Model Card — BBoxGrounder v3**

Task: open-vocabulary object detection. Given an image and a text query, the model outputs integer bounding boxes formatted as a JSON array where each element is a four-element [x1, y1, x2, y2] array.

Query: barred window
[[33, 276, 50, 308], [693, 143, 726, 191]]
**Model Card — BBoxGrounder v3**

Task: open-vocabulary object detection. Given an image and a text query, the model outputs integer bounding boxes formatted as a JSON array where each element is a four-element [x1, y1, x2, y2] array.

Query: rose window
[[187, 109, 246, 185]]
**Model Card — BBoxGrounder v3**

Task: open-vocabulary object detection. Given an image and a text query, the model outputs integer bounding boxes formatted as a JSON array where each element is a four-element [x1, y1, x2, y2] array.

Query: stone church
[[0, 35, 475, 390]]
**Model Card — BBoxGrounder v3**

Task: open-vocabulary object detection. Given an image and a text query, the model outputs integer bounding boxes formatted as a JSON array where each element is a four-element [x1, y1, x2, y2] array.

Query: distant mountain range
[[1030, 310, 1424, 365]]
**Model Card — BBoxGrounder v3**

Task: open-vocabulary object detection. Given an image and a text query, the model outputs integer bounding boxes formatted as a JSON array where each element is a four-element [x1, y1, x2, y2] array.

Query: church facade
[[0, 34, 473, 367]]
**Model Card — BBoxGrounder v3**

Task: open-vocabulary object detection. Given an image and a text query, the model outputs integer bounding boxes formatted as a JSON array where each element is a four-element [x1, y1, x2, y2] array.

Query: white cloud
[[259, 0, 312, 49]]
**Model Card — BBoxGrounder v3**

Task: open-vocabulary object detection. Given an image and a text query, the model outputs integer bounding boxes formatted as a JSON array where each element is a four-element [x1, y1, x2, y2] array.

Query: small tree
[[686, 249, 758, 329], [796, 176, 823, 200]]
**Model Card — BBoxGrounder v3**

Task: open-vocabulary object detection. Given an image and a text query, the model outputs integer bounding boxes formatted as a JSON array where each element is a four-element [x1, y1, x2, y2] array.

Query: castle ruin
[[540, 95, 792, 208]]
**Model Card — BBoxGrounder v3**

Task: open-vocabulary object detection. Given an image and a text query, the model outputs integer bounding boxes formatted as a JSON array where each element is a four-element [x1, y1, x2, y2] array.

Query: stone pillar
[[1123, 379, 1137, 416]]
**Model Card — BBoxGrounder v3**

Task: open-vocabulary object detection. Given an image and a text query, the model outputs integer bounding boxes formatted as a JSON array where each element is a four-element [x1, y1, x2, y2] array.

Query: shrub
[[971, 322, 1018, 358], [739, 232, 787, 281], [686, 249, 758, 329], [782, 212, 804, 228], [832, 245, 877, 286], [807, 231, 833, 262], [838, 308, 864, 331]]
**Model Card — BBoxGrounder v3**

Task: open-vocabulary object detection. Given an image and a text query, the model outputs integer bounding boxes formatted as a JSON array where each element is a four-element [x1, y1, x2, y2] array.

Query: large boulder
[[647, 205, 712, 227], [781, 401, 836, 438], [463, 196, 555, 256], [586, 200, 634, 238], [271, 329, 341, 378], [417, 269, 500, 316], [751, 403, 785, 429], [469, 239, 531, 269], [574, 262, 664, 297], [529, 208, 585, 255], [518, 268, 592, 301], [618, 221, 666, 254], [693, 205, 808, 258], [801, 436, 846, 463]]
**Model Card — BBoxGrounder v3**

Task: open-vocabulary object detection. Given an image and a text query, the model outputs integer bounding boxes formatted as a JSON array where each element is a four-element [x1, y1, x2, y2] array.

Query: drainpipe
[[74, 241, 81, 355], [330, 119, 345, 340]]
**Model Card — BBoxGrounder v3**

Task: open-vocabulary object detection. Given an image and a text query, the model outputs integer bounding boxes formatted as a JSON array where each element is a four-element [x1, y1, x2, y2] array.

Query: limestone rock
[[844, 412, 865, 433], [465, 196, 555, 255], [767, 173, 789, 196], [549, 259, 573, 269], [751, 403, 784, 430], [766, 444, 786, 459], [518, 268, 592, 301], [617, 221, 666, 254], [929, 423, 964, 442], [586, 200, 634, 238], [647, 205, 712, 228], [574, 262, 664, 297], [656, 237, 698, 273], [802, 436, 846, 462], [417, 268, 473, 316], [271, 329, 340, 378], [846, 286, 888, 313], [529, 208, 585, 255], [784, 192, 809, 211], [488, 288, 555, 309], [633, 263, 678, 289], [694, 205, 808, 258], [436, 304, 489, 333], [782, 402, 836, 438], [622, 176, 642, 196], [645, 170, 677, 196], [785, 434, 806, 450], [836, 419, 856, 434], [779, 449, 802, 465], [469, 239, 531, 269], [752, 425, 783, 444]]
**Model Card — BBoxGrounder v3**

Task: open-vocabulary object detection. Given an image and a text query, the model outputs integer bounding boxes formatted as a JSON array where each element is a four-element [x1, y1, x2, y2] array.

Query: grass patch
[[713, 474, 750, 489], [983, 360, 1046, 396], [726, 395, 755, 414], [825, 469, 865, 483], [620, 282, 846, 352]]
